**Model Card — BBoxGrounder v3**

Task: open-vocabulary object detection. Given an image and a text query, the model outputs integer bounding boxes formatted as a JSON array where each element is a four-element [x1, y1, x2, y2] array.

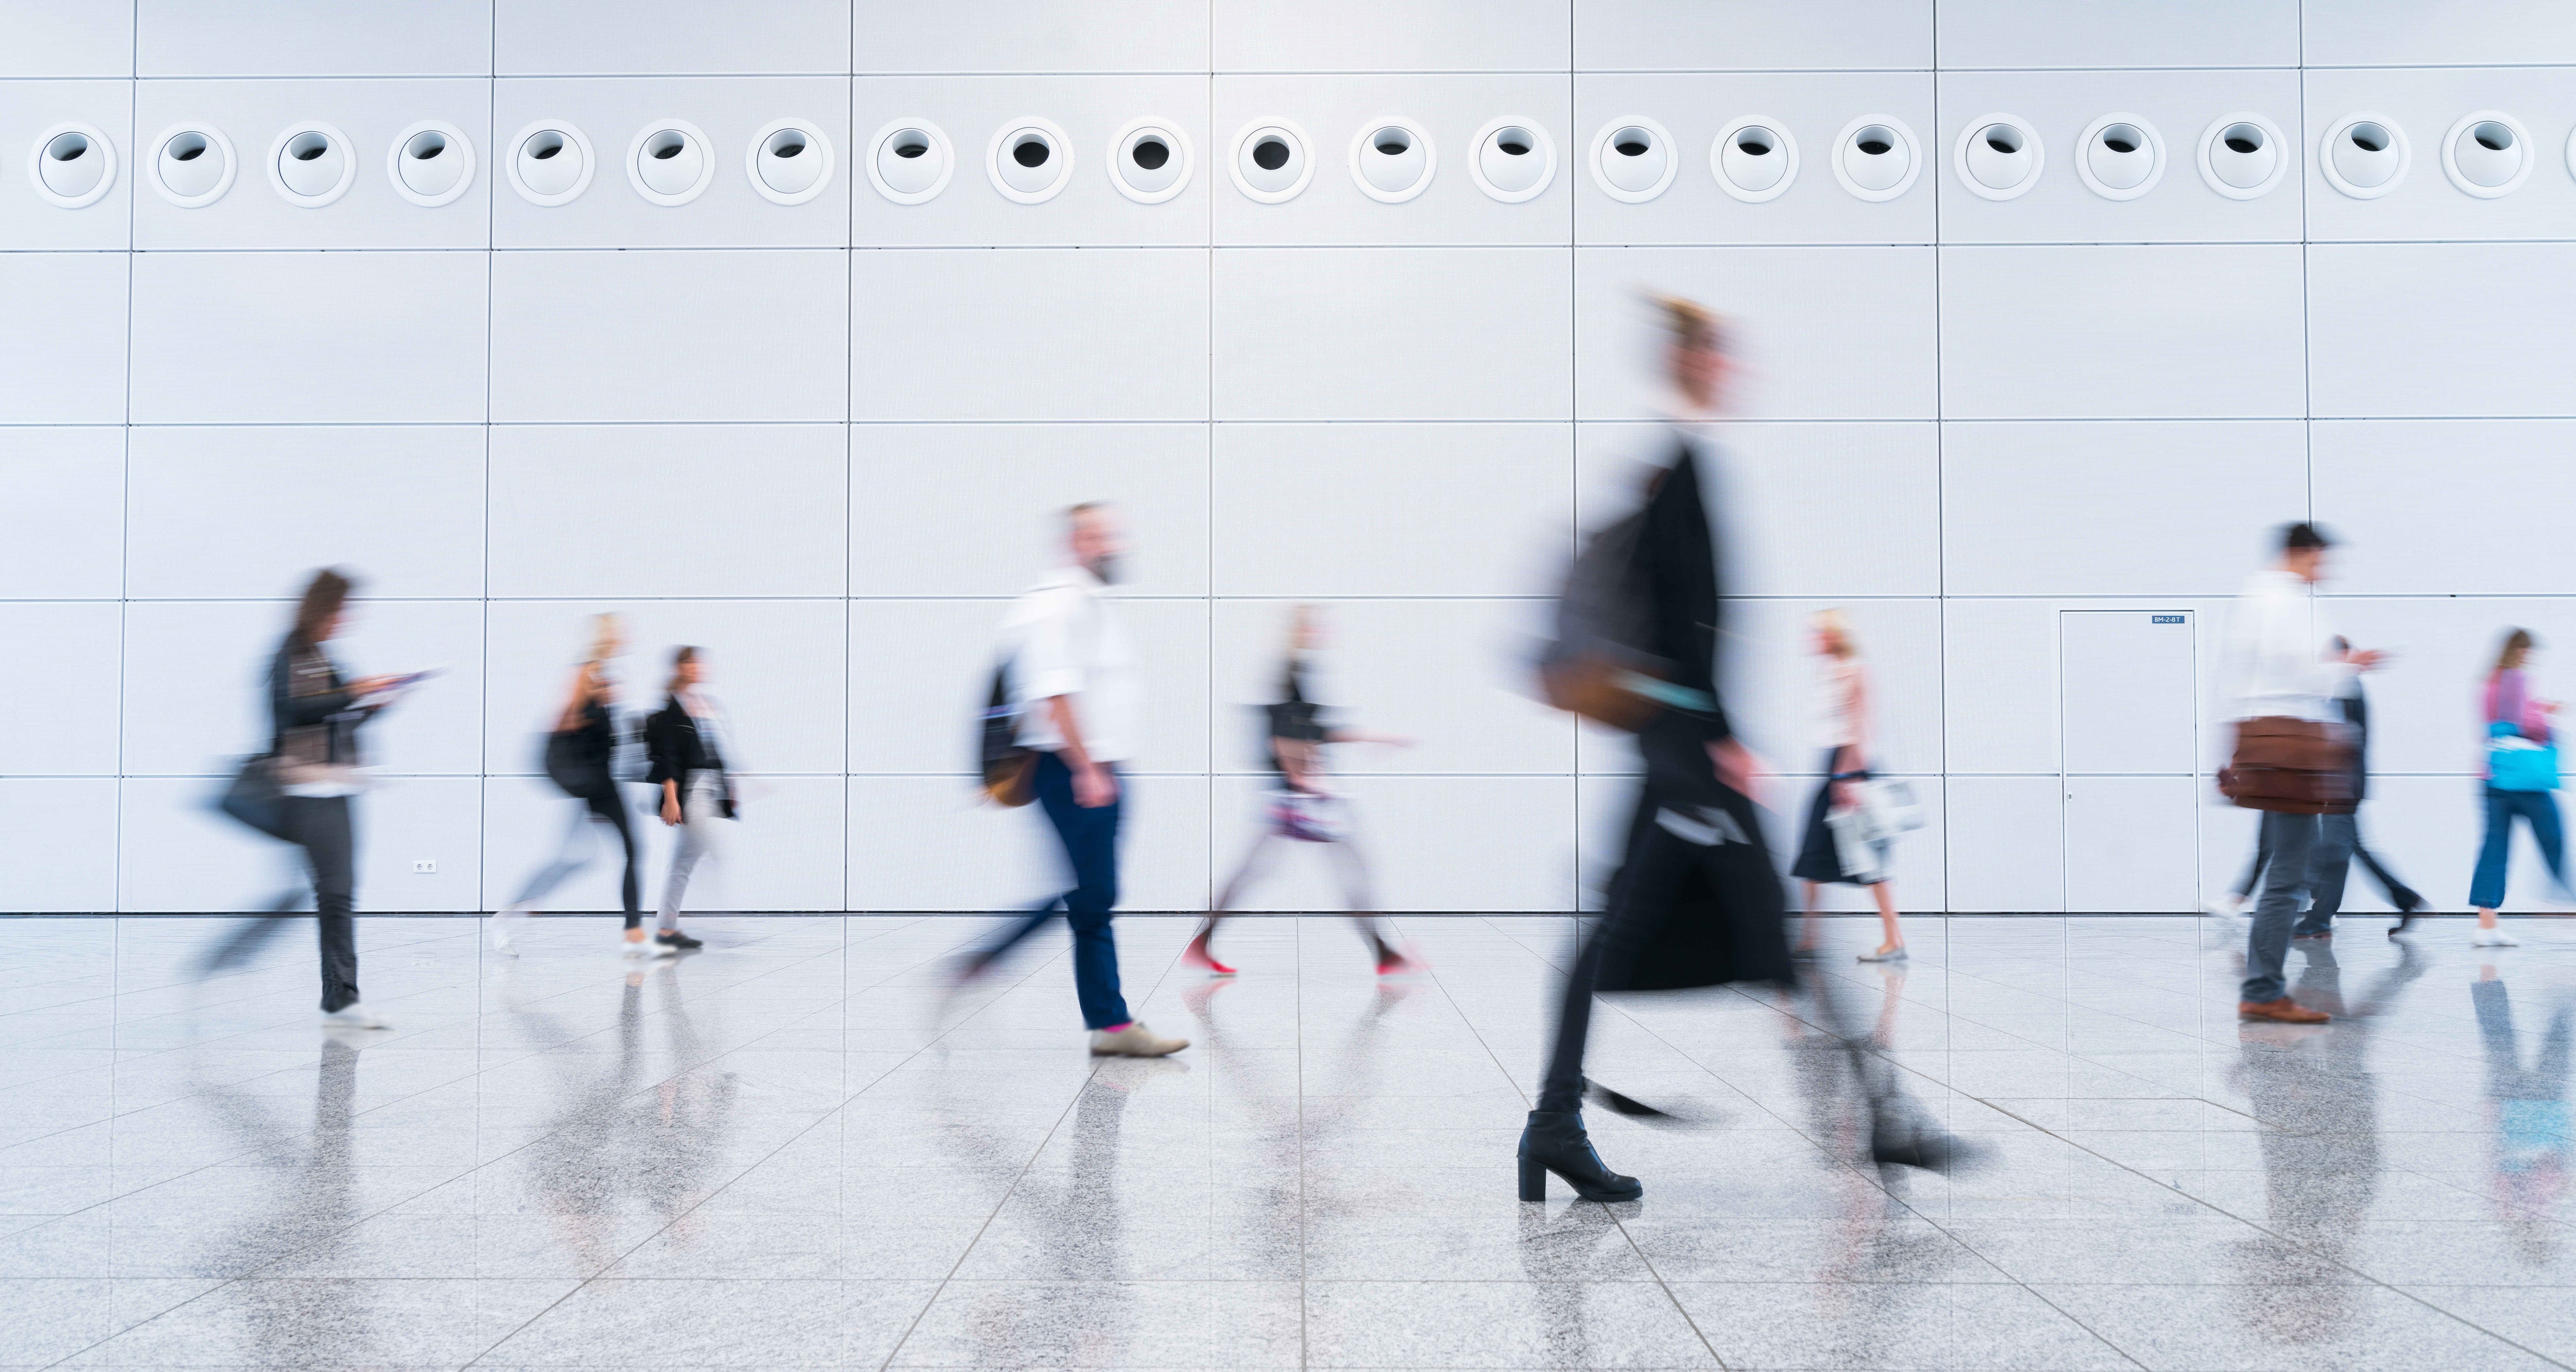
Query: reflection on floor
[[5, 913, 2576, 1369]]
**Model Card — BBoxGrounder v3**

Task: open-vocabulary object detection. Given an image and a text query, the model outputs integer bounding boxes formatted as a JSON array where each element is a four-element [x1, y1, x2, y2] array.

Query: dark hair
[[2282, 522, 2332, 553], [289, 568, 354, 646], [2499, 628, 2536, 674], [668, 645, 699, 693]]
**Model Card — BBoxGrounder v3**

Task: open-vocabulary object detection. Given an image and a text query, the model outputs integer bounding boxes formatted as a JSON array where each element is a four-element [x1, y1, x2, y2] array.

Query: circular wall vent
[[746, 118, 833, 205], [1832, 114, 1920, 202], [27, 122, 114, 209], [507, 121, 595, 207], [150, 122, 234, 207], [1107, 116, 1192, 204], [2442, 110, 2532, 199], [269, 121, 355, 207], [628, 119, 714, 206], [868, 119, 953, 205], [1953, 111, 2042, 200], [2073, 113, 2163, 201], [1230, 119, 1313, 203], [1467, 115, 1554, 203], [1349, 116, 1434, 203], [387, 120, 472, 207], [1589, 116, 1676, 203], [2319, 113, 2407, 199], [989, 116, 1072, 204], [2197, 112, 2287, 200], [1710, 115, 1796, 202]]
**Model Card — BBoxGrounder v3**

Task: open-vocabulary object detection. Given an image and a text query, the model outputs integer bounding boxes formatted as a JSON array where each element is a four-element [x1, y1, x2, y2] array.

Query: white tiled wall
[[8, 1, 2567, 914]]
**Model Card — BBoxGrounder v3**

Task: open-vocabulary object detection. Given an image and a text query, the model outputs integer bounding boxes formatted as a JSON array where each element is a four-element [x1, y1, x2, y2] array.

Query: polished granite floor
[[5, 911, 2576, 1370]]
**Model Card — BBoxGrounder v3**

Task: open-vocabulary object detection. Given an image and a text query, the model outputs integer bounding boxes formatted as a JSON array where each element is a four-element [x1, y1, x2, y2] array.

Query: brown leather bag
[[2218, 716, 2359, 815]]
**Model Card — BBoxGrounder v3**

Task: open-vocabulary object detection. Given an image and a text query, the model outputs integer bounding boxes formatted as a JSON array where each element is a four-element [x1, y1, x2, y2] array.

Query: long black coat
[[1590, 444, 1793, 994]]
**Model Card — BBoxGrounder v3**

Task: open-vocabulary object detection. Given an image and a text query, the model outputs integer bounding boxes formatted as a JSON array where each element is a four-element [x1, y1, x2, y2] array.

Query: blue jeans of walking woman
[[2471, 787, 2568, 909]]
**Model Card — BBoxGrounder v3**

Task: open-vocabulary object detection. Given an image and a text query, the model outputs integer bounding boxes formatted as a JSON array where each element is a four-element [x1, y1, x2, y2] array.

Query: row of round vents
[[23, 109, 2565, 210]]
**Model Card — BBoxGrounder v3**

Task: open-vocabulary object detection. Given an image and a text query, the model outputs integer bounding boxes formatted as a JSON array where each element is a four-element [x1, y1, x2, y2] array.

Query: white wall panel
[[0, 81, 132, 250], [1572, 74, 1936, 247], [1224, 774, 1574, 912], [482, 773, 648, 913], [136, 0, 492, 77], [853, 424, 1208, 598], [2304, 0, 2576, 68], [852, 75, 1206, 248], [1578, 422, 1939, 598], [126, 427, 487, 601], [2196, 789, 2260, 910], [483, 599, 845, 776], [132, 80, 491, 250], [349, 777, 484, 911], [1215, 423, 1568, 598], [489, 424, 844, 598], [1214, 248, 1568, 420], [0, 4, 131, 77], [1575, 247, 1936, 420], [1938, 1, 2299, 70], [1935, 70, 2305, 245], [672, 774, 847, 912], [2316, 421, 2576, 597], [2304, 69, 2576, 244], [498, 0, 849, 76], [851, 248, 1206, 421], [1218, 0, 1567, 73], [1942, 422, 2306, 596], [1210, 598, 1571, 777], [847, 597, 1210, 776], [1941, 246, 2306, 419], [0, 780, 117, 911], [1945, 776, 2063, 911], [2063, 775, 2198, 913], [1575, 1, 1931, 72], [491, 249, 845, 422], [1211, 75, 1571, 247], [2353, 775, 2503, 916], [122, 599, 486, 778], [115, 777, 299, 912], [848, 774, 1210, 911], [491, 78, 847, 249], [2314, 597, 2576, 779], [0, 253, 126, 423], [852, 1, 1210, 76], [2312, 244, 2576, 419], [0, 427, 122, 598], [1944, 599, 2059, 775], [0, 603, 121, 774], [130, 251, 487, 424]]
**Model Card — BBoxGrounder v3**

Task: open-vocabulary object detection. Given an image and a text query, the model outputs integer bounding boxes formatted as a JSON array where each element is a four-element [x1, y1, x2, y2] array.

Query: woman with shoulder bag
[[1789, 609, 1908, 963], [644, 646, 733, 950], [489, 614, 652, 959], [2471, 628, 2567, 947]]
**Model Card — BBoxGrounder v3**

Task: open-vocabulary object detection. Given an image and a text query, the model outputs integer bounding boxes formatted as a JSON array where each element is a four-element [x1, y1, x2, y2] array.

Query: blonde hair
[[585, 612, 624, 664], [2499, 628, 2536, 675], [1650, 294, 1727, 353], [1811, 608, 1860, 660]]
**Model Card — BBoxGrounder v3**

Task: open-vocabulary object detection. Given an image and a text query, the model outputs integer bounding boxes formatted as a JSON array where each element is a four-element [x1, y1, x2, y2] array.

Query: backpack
[[978, 661, 1038, 806], [1537, 507, 1663, 733]]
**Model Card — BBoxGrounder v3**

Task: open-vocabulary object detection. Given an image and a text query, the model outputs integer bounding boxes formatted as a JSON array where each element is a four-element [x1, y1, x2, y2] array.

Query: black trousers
[[509, 784, 644, 926], [285, 795, 361, 1012]]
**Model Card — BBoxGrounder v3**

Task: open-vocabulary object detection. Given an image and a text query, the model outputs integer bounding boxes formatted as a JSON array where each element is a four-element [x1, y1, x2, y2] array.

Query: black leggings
[[510, 785, 643, 926]]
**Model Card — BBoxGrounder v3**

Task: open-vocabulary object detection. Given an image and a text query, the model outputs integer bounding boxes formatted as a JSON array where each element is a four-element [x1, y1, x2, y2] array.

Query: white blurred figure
[[1185, 604, 1418, 976], [489, 614, 649, 958]]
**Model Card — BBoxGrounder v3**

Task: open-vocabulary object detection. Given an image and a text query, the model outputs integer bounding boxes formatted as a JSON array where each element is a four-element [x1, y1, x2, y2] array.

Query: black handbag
[[217, 754, 293, 841]]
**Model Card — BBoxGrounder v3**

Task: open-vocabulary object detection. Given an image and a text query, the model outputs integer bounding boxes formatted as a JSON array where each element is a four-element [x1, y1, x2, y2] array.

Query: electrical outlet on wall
[[413, 860, 437, 874]]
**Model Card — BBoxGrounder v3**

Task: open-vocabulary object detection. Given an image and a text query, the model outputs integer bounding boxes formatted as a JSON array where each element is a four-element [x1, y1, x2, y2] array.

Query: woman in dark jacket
[[489, 614, 652, 958], [269, 569, 403, 1028], [642, 646, 732, 949]]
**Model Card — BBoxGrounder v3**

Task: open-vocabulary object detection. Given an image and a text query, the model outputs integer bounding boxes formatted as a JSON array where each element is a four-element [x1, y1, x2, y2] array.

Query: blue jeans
[[2471, 787, 2567, 909], [2243, 810, 2319, 1005], [977, 752, 1131, 1030]]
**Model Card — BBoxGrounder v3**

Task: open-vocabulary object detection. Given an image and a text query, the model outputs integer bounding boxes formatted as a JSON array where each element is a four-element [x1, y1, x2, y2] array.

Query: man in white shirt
[[961, 503, 1185, 1058], [2223, 522, 2385, 1024]]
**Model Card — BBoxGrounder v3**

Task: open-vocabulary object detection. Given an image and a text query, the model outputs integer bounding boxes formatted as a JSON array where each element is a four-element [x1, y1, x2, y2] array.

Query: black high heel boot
[[1516, 1110, 1643, 1202]]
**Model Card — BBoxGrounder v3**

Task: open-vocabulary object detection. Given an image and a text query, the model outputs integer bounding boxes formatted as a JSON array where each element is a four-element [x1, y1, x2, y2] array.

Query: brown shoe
[[2239, 997, 2329, 1023]]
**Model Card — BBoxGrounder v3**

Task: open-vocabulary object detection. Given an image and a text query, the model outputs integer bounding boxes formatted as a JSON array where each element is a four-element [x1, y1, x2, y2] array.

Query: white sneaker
[[322, 1002, 390, 1029], [2472, 925, 2519, 947], [624, 937, 675, 960], [1088, 1020, 1187, 1057], [489, 907, 528, 956]]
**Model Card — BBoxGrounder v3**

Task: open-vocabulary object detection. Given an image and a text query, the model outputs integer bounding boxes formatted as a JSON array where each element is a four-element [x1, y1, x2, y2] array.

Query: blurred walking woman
[[1789, 610, 1907, 962], [490, 615, 653, 959], [2472, 628, 2567, 947], [272, 569, 404, 1028], [644, 647, 732, 949]]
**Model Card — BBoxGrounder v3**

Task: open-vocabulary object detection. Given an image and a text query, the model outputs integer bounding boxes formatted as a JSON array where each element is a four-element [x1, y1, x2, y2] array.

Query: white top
[[2222, 567, 2356, 724], [1002, 565, 1141, 764], [1814, 658, 1864, 750]]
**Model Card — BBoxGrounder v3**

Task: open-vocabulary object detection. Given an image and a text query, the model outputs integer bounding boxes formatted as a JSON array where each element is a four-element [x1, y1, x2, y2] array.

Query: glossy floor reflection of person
[[6, 914, 2576, 1369]]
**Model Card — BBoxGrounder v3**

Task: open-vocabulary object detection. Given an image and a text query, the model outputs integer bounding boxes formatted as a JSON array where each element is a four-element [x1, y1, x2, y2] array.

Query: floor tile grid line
[[451, 916, 1008, 1370], [859, 917, 1202, 1372], [29, 917, 910, 1370]]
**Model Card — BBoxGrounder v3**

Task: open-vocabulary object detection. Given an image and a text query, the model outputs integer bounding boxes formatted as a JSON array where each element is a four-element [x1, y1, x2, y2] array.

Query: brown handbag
[[2217, 716, 2359, 815]]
